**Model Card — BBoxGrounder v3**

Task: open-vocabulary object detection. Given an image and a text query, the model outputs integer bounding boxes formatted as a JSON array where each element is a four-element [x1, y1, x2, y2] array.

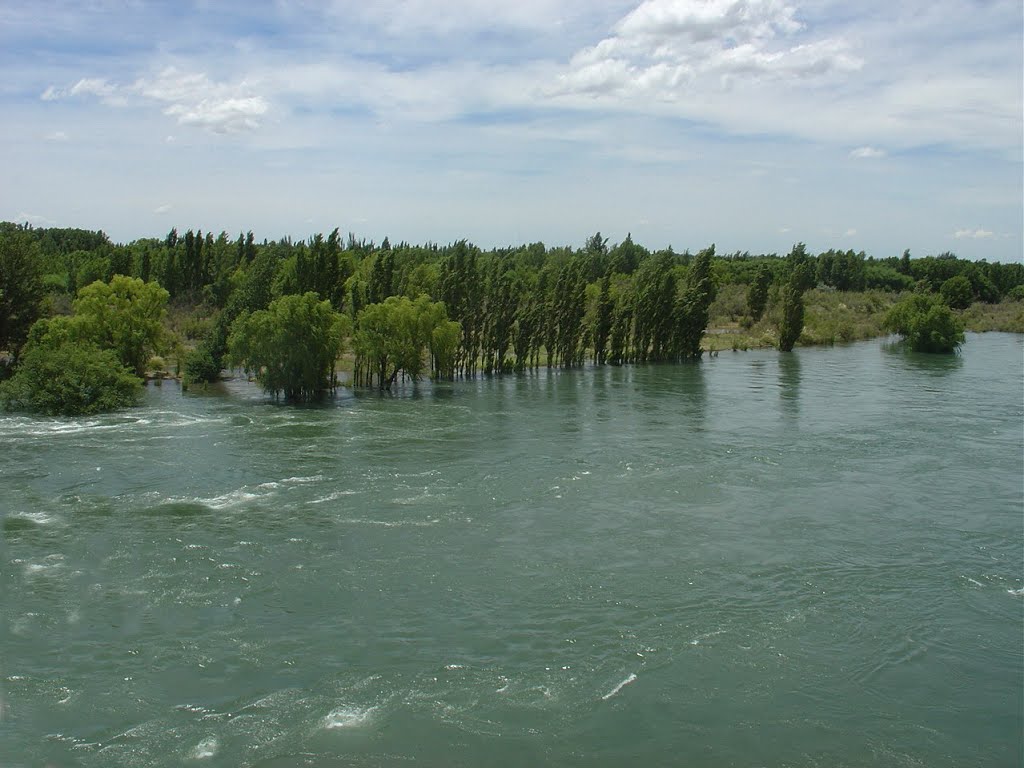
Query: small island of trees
[[1, 222, 1021, 415]]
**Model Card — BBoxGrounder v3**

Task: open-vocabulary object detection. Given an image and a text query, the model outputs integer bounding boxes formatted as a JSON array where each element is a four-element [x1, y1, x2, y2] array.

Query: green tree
[[0, 228, 45, 361], [0, 317, 141, 415], [747, 263, 772, 321], [73, 276, 170, 376], [592, 272, 614, 364], [939, 275, 973, 310], [778, 243, 815, 352], [673, 244, 717, 359], [228, 292, 349, 400], [352, 295, 458, 389], [885, 293, 964, 353]]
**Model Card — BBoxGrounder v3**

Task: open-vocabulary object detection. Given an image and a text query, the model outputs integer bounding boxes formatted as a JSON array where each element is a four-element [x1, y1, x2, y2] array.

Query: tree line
[[1, 221, 1021, 412]]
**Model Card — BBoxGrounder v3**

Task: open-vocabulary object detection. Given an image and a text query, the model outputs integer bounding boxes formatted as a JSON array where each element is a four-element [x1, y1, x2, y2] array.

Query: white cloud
[[39, 67, 268, 133], [552, 0, 861, 99], [69, 77, 117, 100], [153, 204, 172, 214], [844, 228, 857, 237], [850, 146, 885, 159], [44, 130, 68, 141], [953, 228, 994, 240]]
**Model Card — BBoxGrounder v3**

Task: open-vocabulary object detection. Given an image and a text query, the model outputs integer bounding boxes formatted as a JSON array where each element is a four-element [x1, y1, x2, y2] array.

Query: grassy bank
[[704, 284, 1023, 352]]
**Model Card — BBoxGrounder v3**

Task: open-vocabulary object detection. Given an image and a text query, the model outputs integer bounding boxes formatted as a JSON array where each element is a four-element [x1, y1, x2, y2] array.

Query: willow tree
[[228, 292, 349, 400], [352, 294, 460, 390], [73, 275, 169, 376]]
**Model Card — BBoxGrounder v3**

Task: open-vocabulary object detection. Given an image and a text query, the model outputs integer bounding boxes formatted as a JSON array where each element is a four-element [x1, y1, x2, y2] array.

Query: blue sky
[[2, 0, 1021, 261]]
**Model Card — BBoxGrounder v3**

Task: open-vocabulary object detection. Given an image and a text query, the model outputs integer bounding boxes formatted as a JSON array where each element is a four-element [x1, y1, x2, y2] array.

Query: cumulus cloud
[[953, 228, 994, 240], [137, 68, 268, 133], [850, 146, 885, 159], [39, 67, 268, 133], [552, 0, 861, 99]]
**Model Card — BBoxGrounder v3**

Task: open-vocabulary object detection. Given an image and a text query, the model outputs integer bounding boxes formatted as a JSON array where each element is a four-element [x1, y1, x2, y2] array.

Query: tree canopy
[[228, 291, 349, 400], [0, 317, 141, 415], [72, 275, 169, 376], [0, 227, 45, 361], [884, 293, 965, 353]]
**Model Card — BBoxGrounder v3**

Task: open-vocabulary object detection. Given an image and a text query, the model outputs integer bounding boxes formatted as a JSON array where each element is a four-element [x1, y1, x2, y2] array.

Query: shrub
[[884, 293, 965, 353], [940, 275, 973, 310], [182, 344, 221, 385], [0, 337, 141, 415]]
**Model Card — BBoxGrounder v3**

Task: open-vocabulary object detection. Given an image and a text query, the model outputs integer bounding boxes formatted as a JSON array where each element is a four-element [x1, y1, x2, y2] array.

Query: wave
[[191, 737, 219, 759], [322, 705, 378, 729], [601, 673, 637, 701]]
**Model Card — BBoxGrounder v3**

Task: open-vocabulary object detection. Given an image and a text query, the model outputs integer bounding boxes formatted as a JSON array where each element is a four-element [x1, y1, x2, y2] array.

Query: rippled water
[[2, 334, 1022, 767]]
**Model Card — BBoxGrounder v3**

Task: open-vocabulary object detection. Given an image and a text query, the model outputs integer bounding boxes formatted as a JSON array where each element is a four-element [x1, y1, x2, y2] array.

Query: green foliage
[[864, 264, 914, 292], [0, 228, 45, 358], [352, 294, 458, 389], [940, 275, 973, 310], [73, 276, 170, 376], [0, 329, 141, 416], [778, 244, 814, 352], [746, 264, 772, 321], [228, 292, 349, 400], [673, 245, 717, 359], [182, 344, 221, 385], [884, 293, 965, 353]]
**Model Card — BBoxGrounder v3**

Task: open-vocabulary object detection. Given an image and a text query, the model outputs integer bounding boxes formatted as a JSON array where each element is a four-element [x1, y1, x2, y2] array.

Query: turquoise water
[[2, 333, 1022, 767]]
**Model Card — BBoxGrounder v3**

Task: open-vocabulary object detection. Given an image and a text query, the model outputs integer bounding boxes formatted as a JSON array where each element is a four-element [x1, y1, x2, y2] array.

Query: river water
[[2, 334, 1022, 767]]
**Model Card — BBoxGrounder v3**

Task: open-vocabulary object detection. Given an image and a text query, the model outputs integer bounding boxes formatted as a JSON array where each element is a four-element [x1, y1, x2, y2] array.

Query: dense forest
[[1, 221, 1022, 413]]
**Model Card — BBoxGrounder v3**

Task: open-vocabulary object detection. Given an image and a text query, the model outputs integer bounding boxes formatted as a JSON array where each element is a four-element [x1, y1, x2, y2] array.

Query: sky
[[2, 0, 1021, 261]]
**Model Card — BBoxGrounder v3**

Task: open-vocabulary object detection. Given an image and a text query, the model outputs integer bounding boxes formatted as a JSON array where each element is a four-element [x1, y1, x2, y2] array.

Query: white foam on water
[[282, 475, 325, 484], [309, 489, 358, 504], [689, 629, 726, 646], [601, 673, 637, 701], [191, 737, 218, 759], [322, 705, 377, 729], [8, 510, 59, 526], [336, 518, 439, 527], [1008, 588, 1024, 596]]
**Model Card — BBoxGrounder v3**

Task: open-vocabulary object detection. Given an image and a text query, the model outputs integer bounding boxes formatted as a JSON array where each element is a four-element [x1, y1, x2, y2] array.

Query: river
[[2, 333, 1022, 767]]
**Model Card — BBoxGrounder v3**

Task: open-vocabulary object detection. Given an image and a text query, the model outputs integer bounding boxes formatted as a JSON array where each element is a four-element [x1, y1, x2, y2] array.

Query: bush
[[182, 344, 221, 385], [940, 275, 973, 310], [884, 293, 965, 353], [0, 338, 141, 415], [229, 292, 349, 400]]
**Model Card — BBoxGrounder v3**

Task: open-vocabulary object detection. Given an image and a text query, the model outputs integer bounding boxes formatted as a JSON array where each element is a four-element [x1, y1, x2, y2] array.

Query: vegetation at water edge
[[1, 220, 1021, 414]]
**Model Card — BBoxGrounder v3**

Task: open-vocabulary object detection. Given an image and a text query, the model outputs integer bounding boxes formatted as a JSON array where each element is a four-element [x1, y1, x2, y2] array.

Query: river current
[[2, 333, 1022, 767]]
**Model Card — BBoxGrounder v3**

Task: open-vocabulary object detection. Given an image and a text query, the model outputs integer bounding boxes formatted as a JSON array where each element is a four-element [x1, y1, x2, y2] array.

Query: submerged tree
[[673, 244, 717, 360], [73, 275, 170, 376], [228, 292, 349, 400], [884, 293, 964, 353], [778, 243, 815, 352], [0, 317, 141, 415], [352, 294, 460, 389]]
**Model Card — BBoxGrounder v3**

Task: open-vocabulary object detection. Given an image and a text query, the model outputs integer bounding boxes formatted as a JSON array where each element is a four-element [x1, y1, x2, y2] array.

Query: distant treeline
[[2, 221, 1022, 394]]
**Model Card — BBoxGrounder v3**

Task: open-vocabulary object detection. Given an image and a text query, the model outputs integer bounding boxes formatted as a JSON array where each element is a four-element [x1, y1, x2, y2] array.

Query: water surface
[[2, 333, 1022, 767]]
